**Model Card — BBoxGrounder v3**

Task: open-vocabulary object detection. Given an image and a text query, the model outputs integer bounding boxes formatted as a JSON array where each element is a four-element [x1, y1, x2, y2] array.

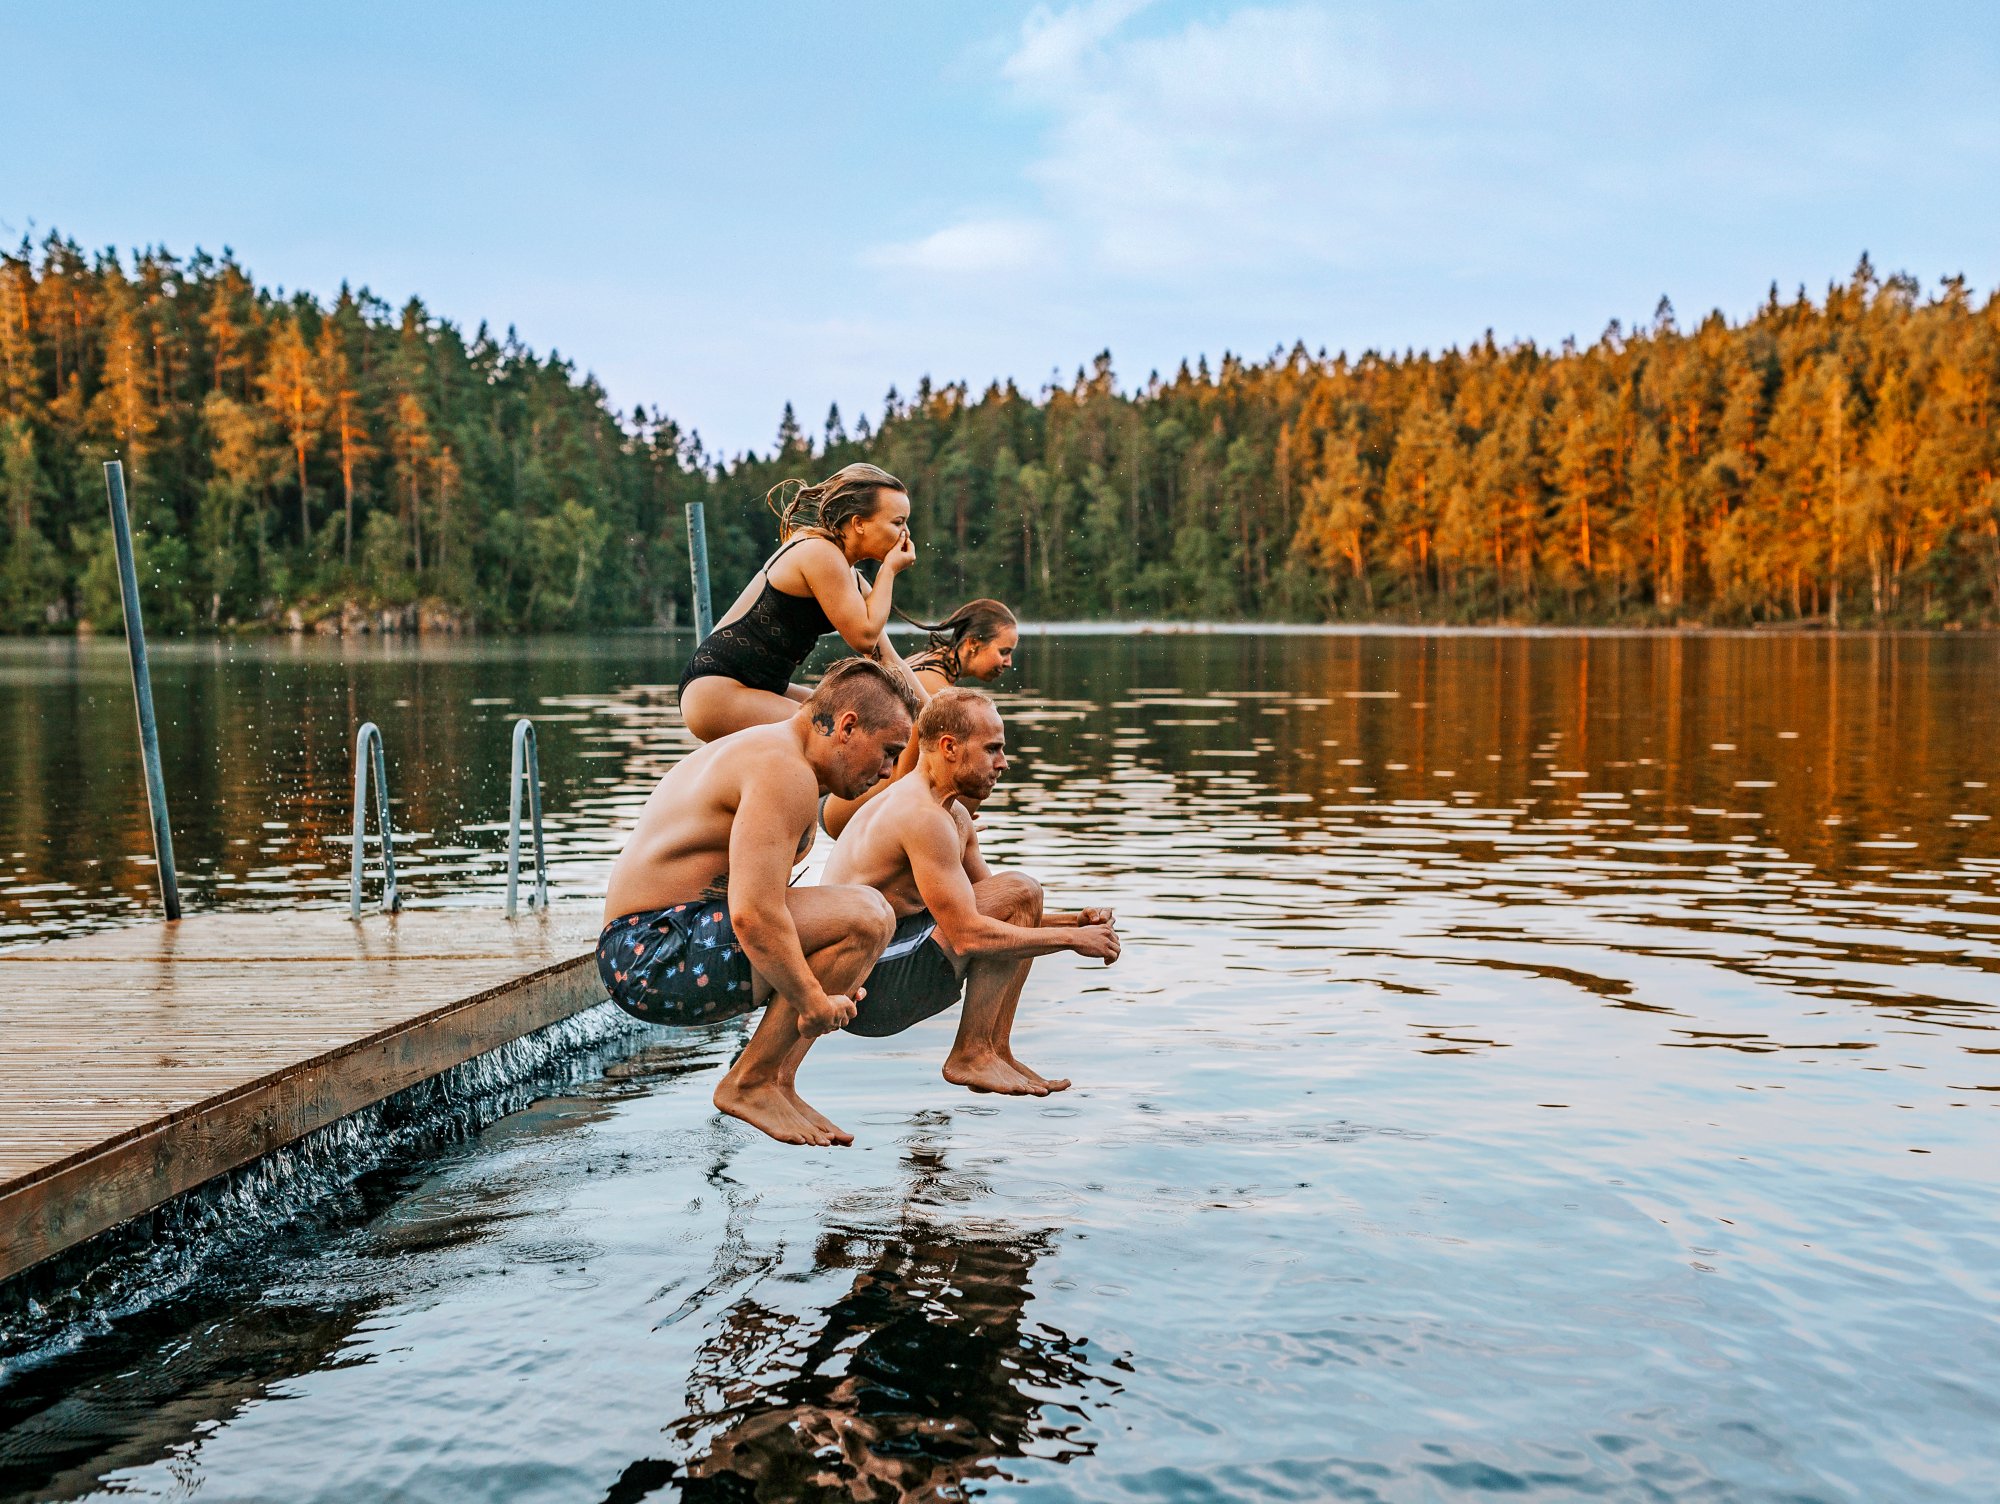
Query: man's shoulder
[[720, 726, 817, 798], [880, 786, 958, 848]]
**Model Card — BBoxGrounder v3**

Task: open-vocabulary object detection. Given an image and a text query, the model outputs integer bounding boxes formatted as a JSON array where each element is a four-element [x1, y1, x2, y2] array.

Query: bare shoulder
[[723, 725, 818, 808], [777, 534, 850, 584], [888, 792, 960, 853]]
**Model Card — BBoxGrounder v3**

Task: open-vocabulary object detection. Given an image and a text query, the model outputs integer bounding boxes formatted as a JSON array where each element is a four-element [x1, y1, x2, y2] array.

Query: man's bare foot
[[714, 1077, 830, 1145], [1003, 1055, 1071, 1093], [943, 1052, 1050, 1096], [783, 1086, 854, 1146]]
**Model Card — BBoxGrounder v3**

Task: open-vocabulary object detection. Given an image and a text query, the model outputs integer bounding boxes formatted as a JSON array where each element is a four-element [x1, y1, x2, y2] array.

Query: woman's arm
[[793, 535, 915, 654], [875, 628, 911, 672]]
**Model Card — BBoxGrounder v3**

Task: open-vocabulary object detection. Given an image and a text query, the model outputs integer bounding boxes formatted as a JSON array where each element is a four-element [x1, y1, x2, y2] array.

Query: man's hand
[[1076, 907, 1116, 928], [798, 988, 861, 1038], [1070, 924, 1121, 964]]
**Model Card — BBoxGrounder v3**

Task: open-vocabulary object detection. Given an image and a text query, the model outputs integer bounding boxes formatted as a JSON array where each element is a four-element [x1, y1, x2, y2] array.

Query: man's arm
[[726, 759, 855, 1035], [961, 820, 1110, 930], [960, 815, 993, 884], [911, 809, 1116, 963], [1039, 904, 1116, 926]]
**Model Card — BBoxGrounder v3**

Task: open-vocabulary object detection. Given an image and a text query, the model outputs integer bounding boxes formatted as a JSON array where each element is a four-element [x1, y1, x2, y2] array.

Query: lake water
[[1, 630, 1997, 1503]]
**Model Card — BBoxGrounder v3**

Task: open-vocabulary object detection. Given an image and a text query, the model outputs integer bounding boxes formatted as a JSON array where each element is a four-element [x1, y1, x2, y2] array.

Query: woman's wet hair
[[895, 598, 1018, 682], [767, 462, 906, 545]]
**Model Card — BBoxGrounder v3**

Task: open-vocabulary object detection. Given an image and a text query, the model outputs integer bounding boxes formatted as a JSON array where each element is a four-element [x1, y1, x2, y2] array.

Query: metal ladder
[[506, 717, 548, 916], [349, 722, 400, 917], [347, 716, 548, 918]]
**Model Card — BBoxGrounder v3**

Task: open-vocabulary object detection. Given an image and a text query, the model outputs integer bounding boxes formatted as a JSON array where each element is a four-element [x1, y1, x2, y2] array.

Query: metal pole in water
[[103, 460, 181, 920], [685, 499, 714, 641]]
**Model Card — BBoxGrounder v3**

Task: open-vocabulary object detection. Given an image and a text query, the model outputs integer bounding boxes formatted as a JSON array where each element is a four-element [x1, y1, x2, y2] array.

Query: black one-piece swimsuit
[[679, 539, 837, 698]]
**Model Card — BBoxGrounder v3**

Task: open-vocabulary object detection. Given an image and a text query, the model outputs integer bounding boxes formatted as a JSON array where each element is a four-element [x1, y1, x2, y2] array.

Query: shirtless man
[[598, 658, 918, 1146], [822, 686, 1121, 1095]]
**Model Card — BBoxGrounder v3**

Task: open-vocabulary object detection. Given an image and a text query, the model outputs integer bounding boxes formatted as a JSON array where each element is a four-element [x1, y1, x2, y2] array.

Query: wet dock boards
[[0, 905, 602, 1281]]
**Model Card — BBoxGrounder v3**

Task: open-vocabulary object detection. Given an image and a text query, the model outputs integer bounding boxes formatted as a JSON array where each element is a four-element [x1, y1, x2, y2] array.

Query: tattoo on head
[[812, 712, 835, 736]]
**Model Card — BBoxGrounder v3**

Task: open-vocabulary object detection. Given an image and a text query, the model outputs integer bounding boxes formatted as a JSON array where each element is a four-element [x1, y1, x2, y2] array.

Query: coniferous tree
[[1, 238, 1998, 632]]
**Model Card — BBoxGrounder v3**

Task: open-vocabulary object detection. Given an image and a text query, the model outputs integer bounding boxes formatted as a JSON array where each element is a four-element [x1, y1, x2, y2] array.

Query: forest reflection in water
[[3, 629, 1997, 949], [0, 628, 1996, 1504]]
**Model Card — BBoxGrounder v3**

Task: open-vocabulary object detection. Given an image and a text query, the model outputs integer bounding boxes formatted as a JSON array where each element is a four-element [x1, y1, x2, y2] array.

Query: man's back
[[603, 721, 815, 921], [824, 771, 970, 918]]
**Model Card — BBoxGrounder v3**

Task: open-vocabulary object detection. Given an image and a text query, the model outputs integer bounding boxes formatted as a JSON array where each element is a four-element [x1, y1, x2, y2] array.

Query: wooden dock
[[0, 904, 603, 1282]]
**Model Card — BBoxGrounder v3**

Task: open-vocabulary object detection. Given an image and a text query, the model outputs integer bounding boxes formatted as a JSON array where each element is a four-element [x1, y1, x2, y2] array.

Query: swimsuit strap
[[757, 535, 822, 586], [679, 536, 840, 696], [909, 648, 958, 684]]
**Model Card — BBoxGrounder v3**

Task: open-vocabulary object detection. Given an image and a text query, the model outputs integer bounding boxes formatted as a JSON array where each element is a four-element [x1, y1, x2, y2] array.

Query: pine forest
[[2, 236, 1997, 635]]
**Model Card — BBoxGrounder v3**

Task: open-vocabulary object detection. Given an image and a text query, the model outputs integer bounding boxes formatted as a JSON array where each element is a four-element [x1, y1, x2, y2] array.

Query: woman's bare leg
[[679, 675, 807, 744]]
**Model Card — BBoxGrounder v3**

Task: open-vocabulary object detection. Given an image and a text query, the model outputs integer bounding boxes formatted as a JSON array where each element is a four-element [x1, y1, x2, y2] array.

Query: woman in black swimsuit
[[899, 598, 1019, 696], [679, 463, 918, 744]]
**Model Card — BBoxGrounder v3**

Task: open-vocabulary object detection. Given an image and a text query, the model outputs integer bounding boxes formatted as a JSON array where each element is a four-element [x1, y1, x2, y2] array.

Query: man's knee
[[1013, 872, 1045, 917], [853, 888, 896, 949], [996, 871, 1044, 922]]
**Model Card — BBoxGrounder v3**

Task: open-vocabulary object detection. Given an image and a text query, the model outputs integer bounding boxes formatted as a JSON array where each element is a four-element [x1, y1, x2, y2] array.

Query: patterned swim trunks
[[597, 901, 758, 1027]]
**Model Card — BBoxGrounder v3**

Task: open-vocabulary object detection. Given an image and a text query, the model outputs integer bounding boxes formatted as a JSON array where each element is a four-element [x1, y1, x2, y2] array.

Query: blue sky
[[6, 1, 1998, 457]]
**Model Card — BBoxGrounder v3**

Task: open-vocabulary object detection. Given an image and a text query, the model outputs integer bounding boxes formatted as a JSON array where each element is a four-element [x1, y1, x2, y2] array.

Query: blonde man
[[822, 687, 1120, 1095]]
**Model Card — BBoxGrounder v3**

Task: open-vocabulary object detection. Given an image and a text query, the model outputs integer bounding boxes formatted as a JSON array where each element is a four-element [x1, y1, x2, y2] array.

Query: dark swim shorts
[[845, 909, 967, 1038], [598, 901, 757, 1027]]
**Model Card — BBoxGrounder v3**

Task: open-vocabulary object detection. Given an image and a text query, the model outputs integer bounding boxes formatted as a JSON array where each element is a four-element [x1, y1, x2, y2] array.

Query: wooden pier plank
[[0, 904, 605, 1281]]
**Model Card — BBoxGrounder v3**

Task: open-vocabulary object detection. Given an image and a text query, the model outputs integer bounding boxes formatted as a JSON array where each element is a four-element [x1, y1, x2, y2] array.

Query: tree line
[[2, 236, 1995, 634]]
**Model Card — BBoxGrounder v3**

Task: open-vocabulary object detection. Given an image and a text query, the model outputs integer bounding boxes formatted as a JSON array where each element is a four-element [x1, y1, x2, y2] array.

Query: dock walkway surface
[[0, 904, 603, 1282]]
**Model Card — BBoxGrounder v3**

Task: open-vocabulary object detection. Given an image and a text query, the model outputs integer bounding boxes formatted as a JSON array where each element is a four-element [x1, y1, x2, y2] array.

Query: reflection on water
[[653, 1133, 1118, 1504], [2, 630, 1998, 1503], [0, 1293, 376, 1500]]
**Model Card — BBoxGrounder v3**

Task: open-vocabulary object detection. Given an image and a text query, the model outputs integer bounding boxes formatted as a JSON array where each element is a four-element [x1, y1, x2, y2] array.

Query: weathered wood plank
[[7, 907, 595, 962], [0, 905, 604, 1281]]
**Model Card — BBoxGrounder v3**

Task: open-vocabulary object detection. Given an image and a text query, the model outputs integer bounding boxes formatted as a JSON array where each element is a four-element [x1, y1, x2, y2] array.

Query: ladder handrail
[[506, 717, 548, 916], [349, 722, 400, 918]]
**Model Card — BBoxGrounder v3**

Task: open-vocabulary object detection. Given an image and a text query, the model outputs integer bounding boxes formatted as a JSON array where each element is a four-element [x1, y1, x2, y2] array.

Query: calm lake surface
[[1, 629, 1997, 1503]]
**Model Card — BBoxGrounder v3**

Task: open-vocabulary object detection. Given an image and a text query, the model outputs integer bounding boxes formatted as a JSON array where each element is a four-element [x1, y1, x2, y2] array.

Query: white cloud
[[865, 216, 1060, 277], [841, 0, 2000, 423], [872, 2, 1400, 285], [1002, 0, 1158, 92], [1028, 4, 1398, 274]]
